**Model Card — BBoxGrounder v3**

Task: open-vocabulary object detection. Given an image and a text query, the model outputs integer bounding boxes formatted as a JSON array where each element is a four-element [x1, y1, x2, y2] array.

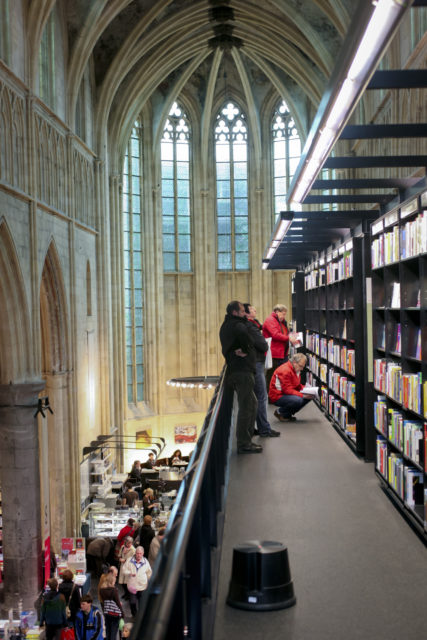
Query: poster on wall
[[174, 424, 197, 444], [136, 428, 152, 446]]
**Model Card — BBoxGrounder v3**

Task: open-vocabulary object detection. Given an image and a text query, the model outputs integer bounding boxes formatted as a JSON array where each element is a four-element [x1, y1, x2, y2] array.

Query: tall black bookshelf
[[371, 189, 427, 541], [302, 234, 375, 460], [291, 270, 305, 333]]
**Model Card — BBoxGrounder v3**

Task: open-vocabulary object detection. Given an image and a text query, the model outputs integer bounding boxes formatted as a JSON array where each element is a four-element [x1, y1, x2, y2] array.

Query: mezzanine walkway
[[214, 401, 427, 640]]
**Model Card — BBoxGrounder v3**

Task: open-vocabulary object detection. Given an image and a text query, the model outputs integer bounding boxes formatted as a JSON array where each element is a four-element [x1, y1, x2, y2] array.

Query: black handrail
[[132, 368, 233, 639]]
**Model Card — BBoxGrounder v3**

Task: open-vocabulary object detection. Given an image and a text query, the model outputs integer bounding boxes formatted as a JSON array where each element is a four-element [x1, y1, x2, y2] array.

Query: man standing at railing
[[219, 300, 262, 454]]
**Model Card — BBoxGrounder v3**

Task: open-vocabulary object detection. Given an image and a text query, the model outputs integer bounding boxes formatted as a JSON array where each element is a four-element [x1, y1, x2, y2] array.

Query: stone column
[[0, 381, 45, 613]]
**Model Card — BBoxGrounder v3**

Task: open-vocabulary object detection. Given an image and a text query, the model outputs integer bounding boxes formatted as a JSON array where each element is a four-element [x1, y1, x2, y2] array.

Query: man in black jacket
[[244, 303, 280, 438], [219, 300, 262, 454]]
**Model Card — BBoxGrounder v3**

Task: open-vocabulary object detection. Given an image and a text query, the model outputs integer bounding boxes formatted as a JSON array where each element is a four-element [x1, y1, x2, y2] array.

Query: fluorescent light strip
[[288, 0, 410, 205]]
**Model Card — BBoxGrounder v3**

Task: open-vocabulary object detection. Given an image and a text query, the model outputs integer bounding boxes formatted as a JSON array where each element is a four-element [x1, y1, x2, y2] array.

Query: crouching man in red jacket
[[269, 353, 312, 422]]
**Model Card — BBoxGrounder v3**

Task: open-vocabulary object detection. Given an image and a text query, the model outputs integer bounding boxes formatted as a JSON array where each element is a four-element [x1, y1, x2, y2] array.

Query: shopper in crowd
[[75, 595, 103, 640], [58, 569, 81, 625], [142, 488, 160, 517], [127, 460, 146, 497], [269, 353, 312, 421], [39, 578, 67, 640], [117, 518, 137, 546], [98, 566, 118, 602], [170, 449, 183, 465], [122, 546, 152, 617], [143, 453, 156, 469], [122, 623, 133, 639], [121, 482, 139, 508], [86, 537, 114, 577], [263, 304, 296, 390], [137, 515, 155, 558], [219, 300, 261, 454], [128, 460, 142, 483], [118, 536, 135, 600], [244, 303, 280, 438], [148, 527, 166, 567], [99, 572, 124, 640]]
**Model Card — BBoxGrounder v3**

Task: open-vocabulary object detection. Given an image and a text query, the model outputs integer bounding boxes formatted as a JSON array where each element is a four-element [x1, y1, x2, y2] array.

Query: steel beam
[[340, 124, 427, 139], [367, 69, 427, 89], [311, 177, 419, 190], [323, 155, 427, 168]]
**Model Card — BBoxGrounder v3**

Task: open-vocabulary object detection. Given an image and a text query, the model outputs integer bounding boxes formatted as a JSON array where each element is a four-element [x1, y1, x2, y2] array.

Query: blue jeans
[[254, 361, 271, 434], [105, 615, 120, 640], [274, 394, 310, 418]]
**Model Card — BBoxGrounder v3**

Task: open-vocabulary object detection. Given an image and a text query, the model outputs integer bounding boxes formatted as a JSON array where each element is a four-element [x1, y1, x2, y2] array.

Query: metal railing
[[133, 369, 233, 639]]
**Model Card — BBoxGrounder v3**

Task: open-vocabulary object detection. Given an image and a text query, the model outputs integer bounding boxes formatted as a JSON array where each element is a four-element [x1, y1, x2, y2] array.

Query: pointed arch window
[[272, 100, 301, 220], [215, 102, 249, 271], [0, 0, 10, 65], [39, 9, 56, 109], [161, 102, 191, 272], [123, 122, 144, 404]]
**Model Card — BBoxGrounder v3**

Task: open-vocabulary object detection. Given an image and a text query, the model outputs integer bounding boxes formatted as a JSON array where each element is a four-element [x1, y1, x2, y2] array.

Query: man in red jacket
[[269, 353, 312, 421]]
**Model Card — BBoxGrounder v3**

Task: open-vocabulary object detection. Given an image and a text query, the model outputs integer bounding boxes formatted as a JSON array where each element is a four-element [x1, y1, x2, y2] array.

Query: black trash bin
[[226, 540, 296, 611]]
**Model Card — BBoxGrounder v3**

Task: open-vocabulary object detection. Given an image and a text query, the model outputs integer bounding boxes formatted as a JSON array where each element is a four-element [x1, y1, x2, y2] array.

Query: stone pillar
[[0, 381, 45, 613]]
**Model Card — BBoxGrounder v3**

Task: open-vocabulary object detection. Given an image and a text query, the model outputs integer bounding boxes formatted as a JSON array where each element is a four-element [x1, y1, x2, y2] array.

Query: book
[[390, 282, 400, 308], [302, 385, 319, 398]]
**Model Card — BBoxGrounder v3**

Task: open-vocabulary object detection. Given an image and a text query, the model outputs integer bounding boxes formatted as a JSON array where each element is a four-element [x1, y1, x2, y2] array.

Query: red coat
[[269, 360, 304, 402], [262, 312, 289, 359]]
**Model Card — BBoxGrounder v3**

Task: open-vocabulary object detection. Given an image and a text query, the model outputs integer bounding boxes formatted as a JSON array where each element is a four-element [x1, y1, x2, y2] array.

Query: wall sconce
[[34, 396, 54, 418], [287, 0, 413, 205], [262, 211, 294, 269]]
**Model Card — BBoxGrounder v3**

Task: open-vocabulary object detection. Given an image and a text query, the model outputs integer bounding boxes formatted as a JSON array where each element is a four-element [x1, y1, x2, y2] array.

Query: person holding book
[[262, 304, 300, 391], [269, 353, 313, 421]]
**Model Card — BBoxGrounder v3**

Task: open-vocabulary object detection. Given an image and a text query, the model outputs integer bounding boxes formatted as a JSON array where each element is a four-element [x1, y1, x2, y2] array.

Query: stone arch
[[40, 240, 77, 548], [0, 219, 33, 383], [40, 240, 69, 374]]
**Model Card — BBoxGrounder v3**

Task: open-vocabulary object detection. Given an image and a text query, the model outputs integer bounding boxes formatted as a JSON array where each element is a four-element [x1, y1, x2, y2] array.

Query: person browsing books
[[269, 353, 314, 422]]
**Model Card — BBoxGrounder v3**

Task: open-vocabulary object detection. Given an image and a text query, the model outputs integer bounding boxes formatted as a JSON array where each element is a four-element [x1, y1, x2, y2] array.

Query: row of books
[[327, 341, 356, 375], [400, 212, 427, 259], [328, 369, 356, 407], [373, 396, 425, 466], [371, 212, 427, 268], [328, 394, 356, 438], [374, 359, 423, 413], [375, 324, 421, 359], [376, 436, 425, 507], [308, 354, 319, 377], [326, 251, 353, 283]]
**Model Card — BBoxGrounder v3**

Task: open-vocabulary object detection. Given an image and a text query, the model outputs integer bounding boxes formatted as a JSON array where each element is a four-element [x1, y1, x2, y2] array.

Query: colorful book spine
[[374, 396, 388, 436], [376, 435, 388, 477], [403, 420, 423, 465]]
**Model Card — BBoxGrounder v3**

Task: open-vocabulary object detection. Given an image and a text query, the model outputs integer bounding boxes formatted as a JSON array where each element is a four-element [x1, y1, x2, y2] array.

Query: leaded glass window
[[272, 100, 301, 221], [161, 102, 191, 272], [123, 122, 144, 404], [39, 10, 56, 109], [215, 102, 249, 271]]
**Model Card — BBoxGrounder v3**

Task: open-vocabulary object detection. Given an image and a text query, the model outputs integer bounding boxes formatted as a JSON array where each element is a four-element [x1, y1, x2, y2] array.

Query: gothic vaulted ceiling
[[63, 0, 355, 147]]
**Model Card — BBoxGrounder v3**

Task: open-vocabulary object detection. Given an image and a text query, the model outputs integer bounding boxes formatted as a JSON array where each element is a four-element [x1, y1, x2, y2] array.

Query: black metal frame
[[132, 370, 234, 639]]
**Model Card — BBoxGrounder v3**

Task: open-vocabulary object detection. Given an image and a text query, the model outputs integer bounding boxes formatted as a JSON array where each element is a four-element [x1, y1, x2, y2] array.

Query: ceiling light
[[287, 0, 413, 205], [262, 211, 294, 269]]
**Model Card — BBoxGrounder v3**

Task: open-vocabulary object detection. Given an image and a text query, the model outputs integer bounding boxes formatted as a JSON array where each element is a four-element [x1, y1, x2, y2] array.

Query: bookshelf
[[303, 235, 374, 459], [291, 270, 305, 334], [371, 189, 427, 541]]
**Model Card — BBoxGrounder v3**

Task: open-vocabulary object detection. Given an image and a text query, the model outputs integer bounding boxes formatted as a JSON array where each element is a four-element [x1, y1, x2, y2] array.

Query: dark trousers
[[226, 370, 257, 449], [129, 590, 144, 617], [45, 625, 63, 640], [274, 394, 310, 418], [105, 615, 121, 640], [265, 357, 287, 393]]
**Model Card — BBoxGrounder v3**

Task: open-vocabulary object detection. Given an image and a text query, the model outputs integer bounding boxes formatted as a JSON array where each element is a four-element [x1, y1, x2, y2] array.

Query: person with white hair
[[122, 545, 152, 616]]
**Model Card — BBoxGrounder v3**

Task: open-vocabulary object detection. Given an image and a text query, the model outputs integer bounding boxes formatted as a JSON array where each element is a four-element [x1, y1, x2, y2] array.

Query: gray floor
[[213, 401, 427, 640]]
